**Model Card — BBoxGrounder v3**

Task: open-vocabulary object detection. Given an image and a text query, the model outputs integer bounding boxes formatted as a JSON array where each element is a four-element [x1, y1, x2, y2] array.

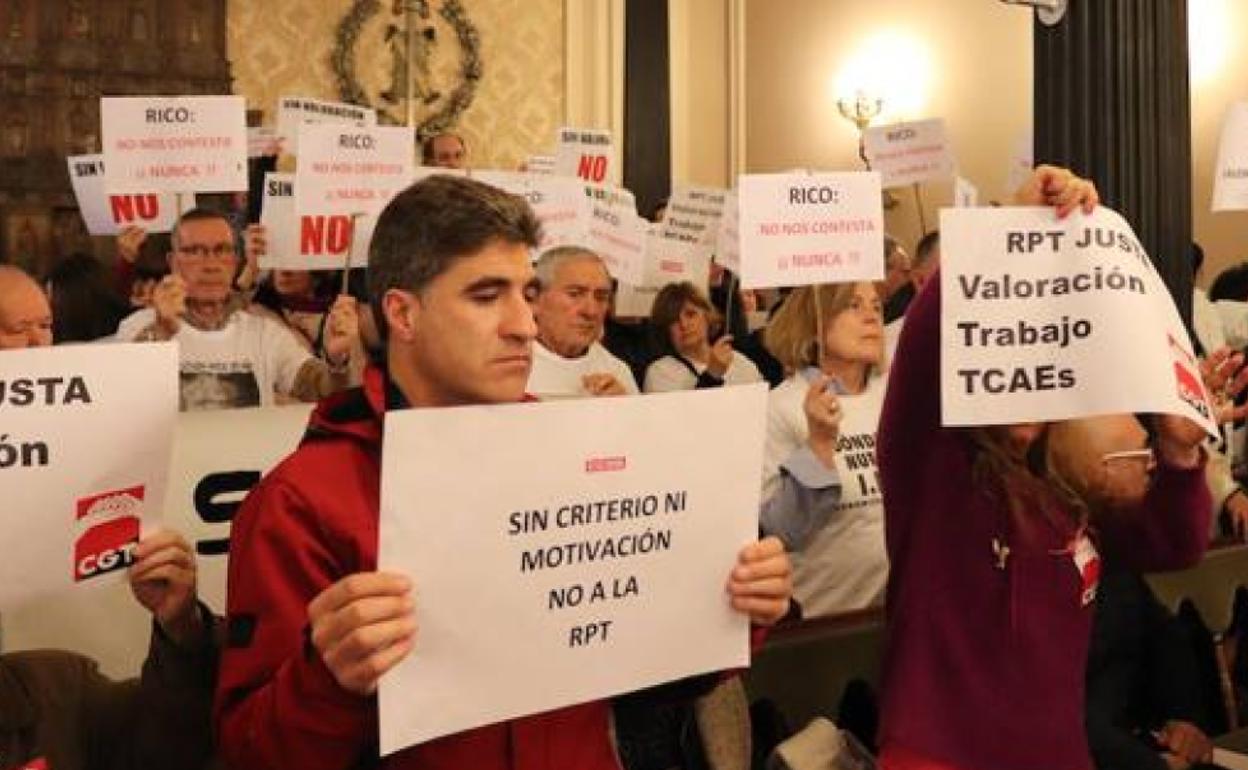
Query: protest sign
[[954, 176, 979, 208], [260, 172, 360, 271], [715, 192, 741, 274], [101, 96, 247, 194], [0, 343, 177, 613], [1213, 101, 1248, 212], [737, 172, 884, 289], [526, 154, 556, 175], [585, 183, 647, 285], [295, 124, 415, 267], [660, 184, 729, 270], [614, 232, 712, 318], [276, 96, 375, 157], [940, 206, 1216, 434], [555, 127, 616, 183], [67, 154, 179, 235], [1, 404, 311, 677], [472, 170, 590, 253], [862, 118, 955, 189], [378, 385, 766, 752]]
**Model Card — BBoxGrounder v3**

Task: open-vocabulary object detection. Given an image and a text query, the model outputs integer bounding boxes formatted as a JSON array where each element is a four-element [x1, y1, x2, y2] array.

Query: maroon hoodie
[[876, 273, 1210, 770]]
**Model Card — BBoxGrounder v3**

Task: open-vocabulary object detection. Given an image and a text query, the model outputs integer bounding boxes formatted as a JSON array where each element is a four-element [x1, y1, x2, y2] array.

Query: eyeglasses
[[177, 243, 236, 261], [1100, 448, 1155, 467]]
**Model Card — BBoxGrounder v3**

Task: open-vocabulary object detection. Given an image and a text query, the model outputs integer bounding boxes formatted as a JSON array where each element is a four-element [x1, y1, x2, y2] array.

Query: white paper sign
[[101, 96, 247, 193], [585, 184, 647, 286], [954, 176, 979, 208], [661, 184, 729, 251], [715, 192, 742, 274], [378, 386, 765, 752], [276, 96, 375, 157], [526, 154, 556, 175], [0, 343, 178, 612], [555, 127, 616, 183], [1213, 101, 1248, 212], [863, 118, 956, 189], [737, 172, 885, 289], [940, 207, 1216, 433], [472, 171, 591, 253], [295, 124, 416, 267], [613, 234, 712, 318], [1, 404, 311, 677], [67, 154, 180, 235], [260, 172, 353, 271]]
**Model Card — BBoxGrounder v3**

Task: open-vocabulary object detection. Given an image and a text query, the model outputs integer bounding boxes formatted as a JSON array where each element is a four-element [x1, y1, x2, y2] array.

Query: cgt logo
[[585, 456, 626, 473], [1173, 361, 1211, 420], [76, 485, 145, 521], [74, 516, 140, 582]]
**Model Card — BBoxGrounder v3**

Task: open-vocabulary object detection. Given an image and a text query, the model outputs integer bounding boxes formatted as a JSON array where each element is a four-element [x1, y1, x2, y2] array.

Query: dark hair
[[46, 253, 129, 343], [914, 230, 941, 270], [367, 175, 542, 339], [171, 207, 235, 250], [1190, 241, 1205, 276], [1210, 263, 1248, 302], [649, 281, 715, 357], [420, 132, 466, 165]]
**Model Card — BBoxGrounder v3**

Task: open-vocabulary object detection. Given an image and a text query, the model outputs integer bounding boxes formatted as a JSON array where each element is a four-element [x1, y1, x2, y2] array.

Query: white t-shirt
[[116, 307, 314, 411], [643, 352, 762, 392], [526, 341, 639, 398], [764, 370, 889, 617]]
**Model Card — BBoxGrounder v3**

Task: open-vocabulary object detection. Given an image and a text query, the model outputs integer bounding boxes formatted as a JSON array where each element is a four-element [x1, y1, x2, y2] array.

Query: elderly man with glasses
[[115, 208, 358, 410]]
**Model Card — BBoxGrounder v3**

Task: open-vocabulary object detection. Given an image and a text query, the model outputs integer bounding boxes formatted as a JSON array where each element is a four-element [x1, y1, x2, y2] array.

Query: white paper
[[0, 343, 178, 611], [67, 154, 179, 235], [1213, 748, 1248, 770], [585, 183, 647, 286], [954, 176, 979, 208], [101, 96, 247, 193], [715, 192, 742, 274], [378, 386, 766, 752], [940, 207, 1216, 434], [471, 170, 591, 254], [526, 154, 556, 175], [259, 172, 358, 271], [1006, 131, 1034, 198], [660, 184, 729, 262], [737, 172, 885, 289], [276, 95, 375, 157], [1, 404, 311, 677], [555, 127, 616, 183], [1213, 101, 1248, 211], [862, 118, 956, 189], [294, 124, 416, 267]]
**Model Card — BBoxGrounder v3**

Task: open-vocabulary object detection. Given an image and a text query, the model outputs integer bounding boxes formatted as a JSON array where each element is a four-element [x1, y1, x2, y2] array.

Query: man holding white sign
[[216, 176, 793, 770]]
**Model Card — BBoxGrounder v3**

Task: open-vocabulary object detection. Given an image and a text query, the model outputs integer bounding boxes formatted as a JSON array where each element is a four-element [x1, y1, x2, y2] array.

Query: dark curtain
[[1034, 0, 1193, 322], [623, 0, 671, 219]]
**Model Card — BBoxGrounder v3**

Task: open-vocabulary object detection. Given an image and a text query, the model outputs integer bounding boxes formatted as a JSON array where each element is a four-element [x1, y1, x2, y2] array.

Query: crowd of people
[[1, 130, 1247, 770]]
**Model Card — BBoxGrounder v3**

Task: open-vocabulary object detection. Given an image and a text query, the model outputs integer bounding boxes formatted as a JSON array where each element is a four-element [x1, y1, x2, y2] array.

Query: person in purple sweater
[[876, 166, 1217, 770]]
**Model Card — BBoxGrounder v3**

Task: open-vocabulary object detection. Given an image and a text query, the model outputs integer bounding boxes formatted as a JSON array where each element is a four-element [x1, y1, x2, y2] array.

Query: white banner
[[954, 176, 979, 208], [0, 343, 178, 612], [67, 154, 180, 235], [585, 184, 647, 286], [940, 207, 1216, 433], [294, 124, 416, 267], [1213, 101, 1248, 212], [1, 404, 311, 677], [555, 127, 616, 183], [472, 171, 591, 254], [276, 96, 376, 158], [101, 96, 248, 193], [863, 118, 956, 189], [737, 172, 885, 289], [378, 386, 765, 753], [259, 172, 357, 271]]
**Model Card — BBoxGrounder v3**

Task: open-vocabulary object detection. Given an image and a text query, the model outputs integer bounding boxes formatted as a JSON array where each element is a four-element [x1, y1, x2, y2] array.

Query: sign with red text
[[101, 96, 247, 193], [473, 170, 591, 253], [1213, 102, 1248, 212], [614, 233, 712, 317], [863, 118, 955, 189], [294, 124, 415, 266], [67, 154, 180, 235], [940, 206, 1216, 434], [378, 384, 766, 753], [555, 127, 616, 183], [584, 183, 647, 286], [276, 95, 375, 157], [737, 172, 885, 289], [260, 172, 357, 271], [0, 343, 178, 612]]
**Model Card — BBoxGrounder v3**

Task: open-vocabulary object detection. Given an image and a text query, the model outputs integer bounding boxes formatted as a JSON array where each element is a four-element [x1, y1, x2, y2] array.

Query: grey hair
[[533, 246, 606, 292]]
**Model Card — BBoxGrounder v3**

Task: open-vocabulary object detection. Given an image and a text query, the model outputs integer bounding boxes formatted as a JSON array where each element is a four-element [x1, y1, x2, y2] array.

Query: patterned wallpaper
[[226, 0, 564, 169]]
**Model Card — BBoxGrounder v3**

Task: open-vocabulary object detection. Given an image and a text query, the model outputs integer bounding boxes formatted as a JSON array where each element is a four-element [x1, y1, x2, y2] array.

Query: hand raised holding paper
[[706, 335, 736, 380], [151, 274, 187, 336], [582, 372, 630, 397], [803, 374, 843, 470], [727, 536, 792, 627], [128, 529, 203, 647], [1013, 163, 1100, 217], [307, 571, 416, 696], [323, 294, 361, 367]]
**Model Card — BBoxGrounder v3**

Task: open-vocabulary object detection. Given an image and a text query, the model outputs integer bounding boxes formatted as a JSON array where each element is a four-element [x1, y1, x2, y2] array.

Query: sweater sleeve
[[1097, 457, 1211, 573], [214, 475, 374, 770]]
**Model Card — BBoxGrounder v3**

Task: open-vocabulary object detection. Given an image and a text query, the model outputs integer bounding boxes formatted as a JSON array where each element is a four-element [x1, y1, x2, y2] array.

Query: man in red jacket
[[215, 174, 794, 770]]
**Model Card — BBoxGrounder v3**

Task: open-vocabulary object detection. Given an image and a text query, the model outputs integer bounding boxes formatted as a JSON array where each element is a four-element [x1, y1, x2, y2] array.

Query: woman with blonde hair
[[761, 279, 888, 617]]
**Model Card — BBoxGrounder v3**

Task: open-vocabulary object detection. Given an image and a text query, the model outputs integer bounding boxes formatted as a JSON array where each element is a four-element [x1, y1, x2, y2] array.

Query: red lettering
[[577, 154, 608, 182], [109, 195, 135, 224], [300, 215, 353, 255]]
